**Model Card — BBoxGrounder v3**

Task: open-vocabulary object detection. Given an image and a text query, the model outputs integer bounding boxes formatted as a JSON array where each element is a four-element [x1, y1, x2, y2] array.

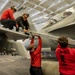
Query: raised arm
[[37, 36, 42, 48], [30, 35, 34, 45], [33, 35, 42, 55]]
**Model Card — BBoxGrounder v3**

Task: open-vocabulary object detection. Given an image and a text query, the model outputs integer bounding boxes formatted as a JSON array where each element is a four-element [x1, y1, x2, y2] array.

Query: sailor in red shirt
[[56, 36, 75, 75], [27, 34, 43, 75], [1, 6, 18, 31]]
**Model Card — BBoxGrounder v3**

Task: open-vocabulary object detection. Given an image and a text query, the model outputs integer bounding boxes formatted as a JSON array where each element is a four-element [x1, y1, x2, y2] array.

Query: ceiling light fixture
[[39, 0, 42, 1], [44, 16, 48, 18], [0, 0, 9, 11]]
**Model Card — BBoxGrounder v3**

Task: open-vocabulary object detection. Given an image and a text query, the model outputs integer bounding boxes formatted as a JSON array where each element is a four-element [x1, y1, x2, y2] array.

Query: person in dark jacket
[[16, 13, 30, 33], [56, 36, 75, 75], [27, 34, 43, 75], [0, 6, 18, 31]]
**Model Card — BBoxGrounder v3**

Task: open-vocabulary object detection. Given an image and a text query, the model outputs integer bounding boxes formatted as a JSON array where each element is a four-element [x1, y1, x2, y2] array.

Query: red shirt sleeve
[[30, 36, 34, 44], [34, 37, 42, 55], [8, 9, 15, 20]]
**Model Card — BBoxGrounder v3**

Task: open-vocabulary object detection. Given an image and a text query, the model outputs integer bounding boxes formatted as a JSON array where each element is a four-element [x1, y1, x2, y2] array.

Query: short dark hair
[[22, 13, 29, 17], [57, 36, 68, 48], [27, 44, 34, 51], [11, 6, 17, 12]]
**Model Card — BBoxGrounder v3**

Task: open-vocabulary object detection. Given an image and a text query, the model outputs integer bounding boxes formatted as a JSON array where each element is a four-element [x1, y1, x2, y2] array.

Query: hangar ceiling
[[0, 0, 75, 29]]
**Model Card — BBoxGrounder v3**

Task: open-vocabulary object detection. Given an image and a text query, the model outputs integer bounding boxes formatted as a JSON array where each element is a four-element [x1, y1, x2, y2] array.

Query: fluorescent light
[[31, 11, 40, 17], [39, 0, 42, 1], [66, 7, 74, 13], [0, 0, 9, 11], [44, 16, 48, 18]]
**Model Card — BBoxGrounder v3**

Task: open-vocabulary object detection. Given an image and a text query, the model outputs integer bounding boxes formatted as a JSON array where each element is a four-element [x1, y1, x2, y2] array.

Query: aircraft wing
[[48, 22, 75, 39], [29, 22, 75, 48], [0, 27, 29, 40]]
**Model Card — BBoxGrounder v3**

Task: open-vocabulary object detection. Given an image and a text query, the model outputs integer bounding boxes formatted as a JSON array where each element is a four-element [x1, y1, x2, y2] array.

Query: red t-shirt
[[30, 37, 42, 67], [56, 44, 75, 75], [1, 8, 15, 20]]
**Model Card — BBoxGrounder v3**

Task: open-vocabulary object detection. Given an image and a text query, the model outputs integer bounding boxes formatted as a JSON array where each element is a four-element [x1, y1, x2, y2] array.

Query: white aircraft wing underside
[[49, 22, 75, 39]]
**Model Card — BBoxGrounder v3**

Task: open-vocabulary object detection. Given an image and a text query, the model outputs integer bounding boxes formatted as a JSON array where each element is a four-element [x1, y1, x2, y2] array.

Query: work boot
[[16, 28, 19, 32]]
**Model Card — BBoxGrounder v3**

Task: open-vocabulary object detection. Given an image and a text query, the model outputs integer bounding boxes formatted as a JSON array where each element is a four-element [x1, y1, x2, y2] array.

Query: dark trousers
[[16, 25, 29, 32], [1, 19, 18, 31], [60, 73, 63, 75], [30, 66, 43, 75]]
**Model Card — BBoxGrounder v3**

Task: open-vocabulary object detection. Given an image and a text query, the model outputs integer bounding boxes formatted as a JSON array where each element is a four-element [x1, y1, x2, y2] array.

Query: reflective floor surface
[[0, 55, 59, 75]]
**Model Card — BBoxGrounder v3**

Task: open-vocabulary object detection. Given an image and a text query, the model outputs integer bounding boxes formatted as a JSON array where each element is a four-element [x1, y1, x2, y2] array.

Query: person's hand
[[24, 29, 28, 32], [16, 23, 18, 28], [30, 32, 35, 38]]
